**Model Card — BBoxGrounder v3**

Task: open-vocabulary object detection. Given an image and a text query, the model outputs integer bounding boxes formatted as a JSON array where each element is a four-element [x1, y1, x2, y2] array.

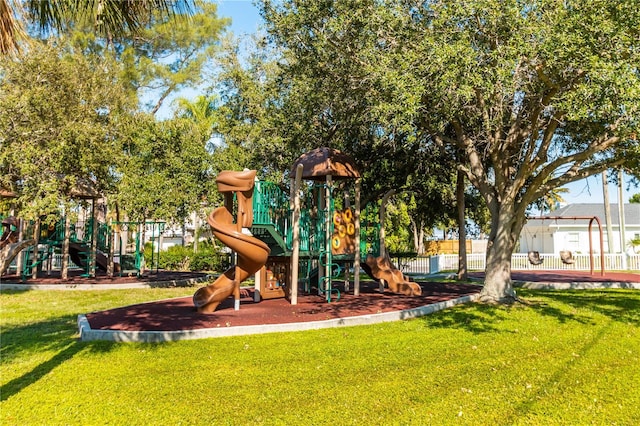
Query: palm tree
[[175, 95, 217, 137], [1, 0, 195, 55], [532, 186, 569, 214]]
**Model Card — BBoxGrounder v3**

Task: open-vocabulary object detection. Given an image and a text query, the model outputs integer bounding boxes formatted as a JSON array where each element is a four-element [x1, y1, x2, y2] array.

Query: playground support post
[[90, 199, 98, 278], [61, 215, 71, 280], [318, 184, 325, 288], [587, 216, 605, 276], [30, 219, 40, 280], [233, 186, 254, 311], [290, 164, 303, 305], [107, 223, 115, 277], [325, 175, 332, 296], [16, 218, 24, 274], [354, 178, 361, 296]]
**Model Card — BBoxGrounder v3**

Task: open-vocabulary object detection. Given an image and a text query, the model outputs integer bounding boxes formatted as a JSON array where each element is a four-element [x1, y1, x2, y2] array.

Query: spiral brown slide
[[193, 170, 270, 313]]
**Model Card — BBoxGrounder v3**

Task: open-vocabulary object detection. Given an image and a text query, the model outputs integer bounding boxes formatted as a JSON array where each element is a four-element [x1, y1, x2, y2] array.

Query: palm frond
[[24, 0, 196, 38], [0, 0, 26, 55]]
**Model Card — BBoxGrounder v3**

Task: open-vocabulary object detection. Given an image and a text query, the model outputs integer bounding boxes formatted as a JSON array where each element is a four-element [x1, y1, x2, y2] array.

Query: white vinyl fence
[[394, 253, 640, 275]]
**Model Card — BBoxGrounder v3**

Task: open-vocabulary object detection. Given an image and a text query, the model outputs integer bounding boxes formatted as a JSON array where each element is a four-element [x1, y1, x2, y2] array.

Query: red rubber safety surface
[[84, 281, 482, 332], [471, 270, 640, 284]]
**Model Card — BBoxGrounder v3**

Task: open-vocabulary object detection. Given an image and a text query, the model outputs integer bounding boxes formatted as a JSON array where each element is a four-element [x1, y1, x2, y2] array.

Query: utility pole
[[618, 170, 627, 270], [602, 171, 615, 253]]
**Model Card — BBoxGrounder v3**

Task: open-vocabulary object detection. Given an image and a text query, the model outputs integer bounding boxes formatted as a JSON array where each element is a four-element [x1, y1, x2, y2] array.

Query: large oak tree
[[259, 0, 640, 302]]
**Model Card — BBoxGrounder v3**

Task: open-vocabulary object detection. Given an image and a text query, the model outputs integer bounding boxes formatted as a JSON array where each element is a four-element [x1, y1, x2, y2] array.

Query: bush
[[190, 245, 229, 272], [144, 242, 228, 272]]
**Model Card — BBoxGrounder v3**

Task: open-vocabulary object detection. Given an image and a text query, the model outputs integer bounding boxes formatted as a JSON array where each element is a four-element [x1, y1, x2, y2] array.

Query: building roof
[[528, 203, 640, 226]]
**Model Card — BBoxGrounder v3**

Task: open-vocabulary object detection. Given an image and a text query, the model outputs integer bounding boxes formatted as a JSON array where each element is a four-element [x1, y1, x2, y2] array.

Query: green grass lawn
[[1, 286, 639, 425]]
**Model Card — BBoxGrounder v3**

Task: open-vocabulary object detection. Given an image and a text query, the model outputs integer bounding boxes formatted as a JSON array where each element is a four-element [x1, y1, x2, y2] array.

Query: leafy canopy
[[0, 42, 131, 219]]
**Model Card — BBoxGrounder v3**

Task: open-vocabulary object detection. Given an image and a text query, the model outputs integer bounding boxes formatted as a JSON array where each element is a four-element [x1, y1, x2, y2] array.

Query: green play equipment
[[244, 147, 368, 304], [111, 221, 165, 276], [19, 215, 112, 279]]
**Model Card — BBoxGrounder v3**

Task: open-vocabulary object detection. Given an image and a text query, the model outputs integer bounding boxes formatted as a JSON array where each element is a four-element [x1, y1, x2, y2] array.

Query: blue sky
[[215, 0, 263, 36], [213, 1, 637, 205]]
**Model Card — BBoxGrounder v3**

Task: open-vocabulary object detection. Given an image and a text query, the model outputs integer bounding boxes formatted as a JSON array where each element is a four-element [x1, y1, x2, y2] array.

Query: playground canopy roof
[[1, 177, 101, 200], [291, 147, 360, 181], [59, 175, 102, 200], [0, 187, 16, 198], [2, 216, 18, 227]]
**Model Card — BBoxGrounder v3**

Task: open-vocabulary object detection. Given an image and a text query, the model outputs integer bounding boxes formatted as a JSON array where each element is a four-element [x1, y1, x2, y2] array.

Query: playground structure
[[193, 147, 419, 312], [527, 215, 605, 276], [2, 148, 425, 305], [0, 186, 162, 280], [0, 213, 159, 280], [0, 216, 19, 248], [0, 216, 35, 275]]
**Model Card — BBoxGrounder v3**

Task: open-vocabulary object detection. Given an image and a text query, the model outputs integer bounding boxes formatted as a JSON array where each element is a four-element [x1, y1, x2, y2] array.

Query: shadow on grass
[[505, 321, 615, 423], [420, 302, 515, 333], [518, 288, 640, 326], [0, 316, 119, 402], [419, 288, 640, 333]]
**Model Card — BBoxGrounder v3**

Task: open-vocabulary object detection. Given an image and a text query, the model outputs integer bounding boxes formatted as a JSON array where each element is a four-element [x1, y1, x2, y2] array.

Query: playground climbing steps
[[18, 217, 112, 278]]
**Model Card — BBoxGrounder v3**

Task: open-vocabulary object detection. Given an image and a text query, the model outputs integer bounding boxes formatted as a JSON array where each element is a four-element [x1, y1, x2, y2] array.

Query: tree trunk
[[193, 213, 199, 253], [410, 217, 420, 253], [479, 204, 520, 303], [456, 169, 468, 280]]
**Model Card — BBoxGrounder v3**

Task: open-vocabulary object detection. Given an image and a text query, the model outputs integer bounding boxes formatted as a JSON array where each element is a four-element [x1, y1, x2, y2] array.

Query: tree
[[0, 42, 131, 220], [259, 0, 640, 302], [0, 41, 133, 279], [115, 115, 213, 224], [52, 3, 228, 118], [175, 95, 218, 142], [214, 14, 461, 239], [120, 2, 229, 115], [531, 186, 569, 214], [0, 0, 25, 55], [0, 0, 195, 55]]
